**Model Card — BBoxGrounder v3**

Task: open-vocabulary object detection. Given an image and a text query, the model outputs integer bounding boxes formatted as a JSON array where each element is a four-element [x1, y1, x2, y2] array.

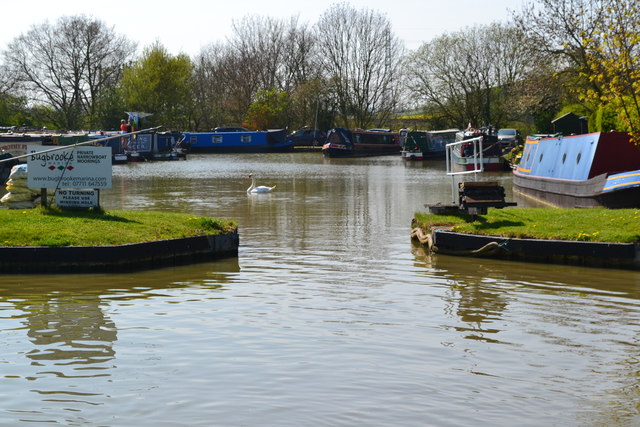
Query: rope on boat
[[410, 227, 431, 244]]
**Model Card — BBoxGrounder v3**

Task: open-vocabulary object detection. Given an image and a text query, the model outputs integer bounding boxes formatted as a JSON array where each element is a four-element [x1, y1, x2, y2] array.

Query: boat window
[[526, 152, 530, 163], [539, 153, 543, 162], [241, 135, 252, 143], [213, 135, 223, 143], [562, 153, 567, 164], [576, 152, 582, 164]]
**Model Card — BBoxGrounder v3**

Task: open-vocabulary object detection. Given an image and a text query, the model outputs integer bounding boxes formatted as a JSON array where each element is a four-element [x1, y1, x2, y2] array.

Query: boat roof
[[429, 128, 459, 134], [518, 132, 640, 180]]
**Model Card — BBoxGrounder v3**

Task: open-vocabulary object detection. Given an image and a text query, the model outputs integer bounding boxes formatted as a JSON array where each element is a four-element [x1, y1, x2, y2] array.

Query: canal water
[[1, 153, 639, 426]]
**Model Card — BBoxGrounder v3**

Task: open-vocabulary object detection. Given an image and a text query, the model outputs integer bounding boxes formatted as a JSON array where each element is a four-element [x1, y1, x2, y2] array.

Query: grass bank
[[0, 208, 237, 247], [414, 208, 640, 243]]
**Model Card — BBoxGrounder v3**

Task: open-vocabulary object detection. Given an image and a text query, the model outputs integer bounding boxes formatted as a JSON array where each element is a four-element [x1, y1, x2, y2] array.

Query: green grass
[[0, 207, 237, 247], [414, 208, 640, 243]]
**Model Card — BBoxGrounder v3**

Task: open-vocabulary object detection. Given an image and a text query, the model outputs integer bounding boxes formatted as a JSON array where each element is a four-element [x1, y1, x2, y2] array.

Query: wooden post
[[40, 188, 47, 208]]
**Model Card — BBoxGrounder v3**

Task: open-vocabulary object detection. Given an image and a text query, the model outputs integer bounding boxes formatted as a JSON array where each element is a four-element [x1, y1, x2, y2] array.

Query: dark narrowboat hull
[[401, 150, 424, 160], [322, 128, 401, 158], [399, 129, 449, 160], [322, 142, 401, 158]]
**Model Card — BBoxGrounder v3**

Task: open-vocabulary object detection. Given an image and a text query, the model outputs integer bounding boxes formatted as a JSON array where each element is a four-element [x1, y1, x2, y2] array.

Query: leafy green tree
[[288, 78, 334, 132], [120, 43, 193, 130], [245, 89, 291, 130], [93, 86, 128, 131], [0, 94, 27, 126], [579, 0, 640, 143], [594, 103, 622, 132]]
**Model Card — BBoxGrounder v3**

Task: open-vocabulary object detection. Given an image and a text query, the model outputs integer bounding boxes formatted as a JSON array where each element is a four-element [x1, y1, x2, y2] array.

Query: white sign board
[[55, 189, 99, 208], [27, 146, 112, 189]]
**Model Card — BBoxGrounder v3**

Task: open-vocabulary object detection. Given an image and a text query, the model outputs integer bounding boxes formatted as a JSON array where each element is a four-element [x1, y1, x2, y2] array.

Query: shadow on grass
[[41, 208, 141, 224]]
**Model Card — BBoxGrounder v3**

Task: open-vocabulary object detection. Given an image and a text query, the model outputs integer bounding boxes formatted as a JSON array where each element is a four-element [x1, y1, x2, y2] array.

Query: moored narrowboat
[[89, 130, 185, 162], [450, 128, 509, 171], [513, 131, 640, 208], [181, 128, 292, 153], [322, 128, 400, 158], [400, 128, 458, 160]]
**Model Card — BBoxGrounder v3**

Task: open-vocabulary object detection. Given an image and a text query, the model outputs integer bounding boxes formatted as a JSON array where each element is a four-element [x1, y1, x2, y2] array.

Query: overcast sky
[[0, 0, 524, 56]]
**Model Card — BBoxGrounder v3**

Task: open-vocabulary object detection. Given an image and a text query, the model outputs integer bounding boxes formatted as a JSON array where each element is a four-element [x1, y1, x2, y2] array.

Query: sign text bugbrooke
[[27, 146, 112, 189]]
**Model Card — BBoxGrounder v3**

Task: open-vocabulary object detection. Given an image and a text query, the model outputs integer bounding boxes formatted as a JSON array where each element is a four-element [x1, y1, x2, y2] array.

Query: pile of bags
[[1, 164, 41, 209]]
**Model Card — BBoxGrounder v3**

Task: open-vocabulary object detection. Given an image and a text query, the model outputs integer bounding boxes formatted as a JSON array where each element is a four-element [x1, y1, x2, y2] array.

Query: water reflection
[[23, 294, 117, 365], [413, 243, 640, 297], [412, 243, 640, 426], [0, 258, 239, 414]]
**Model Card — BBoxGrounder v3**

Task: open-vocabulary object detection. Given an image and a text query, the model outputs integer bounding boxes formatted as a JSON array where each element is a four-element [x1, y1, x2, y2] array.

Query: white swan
[[247, 174, 276, 194]]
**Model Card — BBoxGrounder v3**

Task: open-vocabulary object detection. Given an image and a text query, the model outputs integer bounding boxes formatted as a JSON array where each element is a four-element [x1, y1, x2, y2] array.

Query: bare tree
[[4, 15, 135, 130], [0, 63, 18, 96], [314, 3, 404, 128], [514, 0, 608, 93], [280, 19, 319, 93], [515, 0, 640, 140], [191, 43, 235, 130], [404, 23, 534, 129], [193, 15, 319, 130]]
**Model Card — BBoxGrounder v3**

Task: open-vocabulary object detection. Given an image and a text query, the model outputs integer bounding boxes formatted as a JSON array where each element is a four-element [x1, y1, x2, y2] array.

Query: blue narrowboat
[[513, 131, 640, 208], [181, 128, 292, 153]]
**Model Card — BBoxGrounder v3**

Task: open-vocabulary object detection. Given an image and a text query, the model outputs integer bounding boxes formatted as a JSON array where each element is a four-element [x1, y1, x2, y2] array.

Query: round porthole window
[[576, 152, 582, 164]]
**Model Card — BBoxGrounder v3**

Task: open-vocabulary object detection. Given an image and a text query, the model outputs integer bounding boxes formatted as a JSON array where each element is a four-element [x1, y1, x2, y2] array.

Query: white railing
[[445, 135, 484, 203]]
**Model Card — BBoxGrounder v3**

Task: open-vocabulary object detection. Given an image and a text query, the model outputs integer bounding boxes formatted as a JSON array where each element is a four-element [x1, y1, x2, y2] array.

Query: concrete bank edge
[[412, 227, 640, 270], [0, 231, 240, 273]]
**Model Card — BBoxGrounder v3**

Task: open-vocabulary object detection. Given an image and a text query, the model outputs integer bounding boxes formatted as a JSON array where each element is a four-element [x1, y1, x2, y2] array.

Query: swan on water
[[247, 174, 276, 194]]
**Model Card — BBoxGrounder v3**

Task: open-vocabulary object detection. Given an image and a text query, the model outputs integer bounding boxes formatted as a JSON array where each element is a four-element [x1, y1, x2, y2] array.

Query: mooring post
[[40, 188, 47, 208]]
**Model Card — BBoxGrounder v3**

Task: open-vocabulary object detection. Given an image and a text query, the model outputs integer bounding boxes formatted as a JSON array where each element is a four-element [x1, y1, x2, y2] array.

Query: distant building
[[552, 112, 588, 135]]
